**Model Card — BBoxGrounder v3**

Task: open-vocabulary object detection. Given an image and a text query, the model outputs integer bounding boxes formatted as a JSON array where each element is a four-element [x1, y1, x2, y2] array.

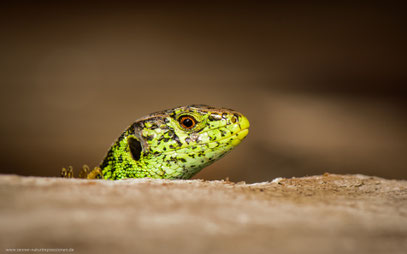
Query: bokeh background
[[0, 1, 406, 183]]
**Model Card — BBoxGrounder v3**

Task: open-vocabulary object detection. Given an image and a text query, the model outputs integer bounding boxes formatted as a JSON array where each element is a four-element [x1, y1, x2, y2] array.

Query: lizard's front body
[[62, 105, 249, 180]]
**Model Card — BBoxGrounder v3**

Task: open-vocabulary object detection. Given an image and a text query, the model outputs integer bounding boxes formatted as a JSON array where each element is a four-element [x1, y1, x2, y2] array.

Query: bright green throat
[[100, 104, 250, 180]]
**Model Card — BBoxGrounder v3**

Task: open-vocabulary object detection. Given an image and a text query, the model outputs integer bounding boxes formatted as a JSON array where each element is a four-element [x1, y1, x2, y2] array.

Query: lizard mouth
[[235, 128, 249, 141]]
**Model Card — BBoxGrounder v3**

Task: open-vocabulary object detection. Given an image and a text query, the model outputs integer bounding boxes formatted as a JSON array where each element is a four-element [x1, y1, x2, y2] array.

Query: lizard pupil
[[179, 116, 196, 129]]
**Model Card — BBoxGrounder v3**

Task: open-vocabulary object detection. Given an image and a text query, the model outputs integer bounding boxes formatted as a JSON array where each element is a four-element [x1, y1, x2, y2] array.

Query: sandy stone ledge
[[0, 173, 406, 254]]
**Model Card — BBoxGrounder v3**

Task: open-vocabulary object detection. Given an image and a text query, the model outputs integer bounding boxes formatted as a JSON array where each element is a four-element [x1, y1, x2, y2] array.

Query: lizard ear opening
[[129, 137, 142, 161]]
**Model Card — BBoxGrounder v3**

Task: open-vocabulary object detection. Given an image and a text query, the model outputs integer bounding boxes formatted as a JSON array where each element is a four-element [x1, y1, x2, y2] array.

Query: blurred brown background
[[0, 1, 406, 182]]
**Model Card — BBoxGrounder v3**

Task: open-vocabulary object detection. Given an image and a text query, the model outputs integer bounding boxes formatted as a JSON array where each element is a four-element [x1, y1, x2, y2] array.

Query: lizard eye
[[178, 115, 196, 129]]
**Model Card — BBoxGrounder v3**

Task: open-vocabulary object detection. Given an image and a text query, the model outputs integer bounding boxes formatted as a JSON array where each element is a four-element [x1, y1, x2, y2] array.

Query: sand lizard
[[61, 104, 249, 180]]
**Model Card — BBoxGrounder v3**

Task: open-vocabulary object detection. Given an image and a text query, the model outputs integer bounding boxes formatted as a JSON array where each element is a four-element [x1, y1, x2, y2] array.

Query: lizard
[[61, 104, 250, 180]]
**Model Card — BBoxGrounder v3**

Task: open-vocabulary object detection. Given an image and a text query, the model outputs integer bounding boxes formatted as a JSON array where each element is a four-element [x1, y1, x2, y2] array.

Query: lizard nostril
[[231, 113, 240, 123]]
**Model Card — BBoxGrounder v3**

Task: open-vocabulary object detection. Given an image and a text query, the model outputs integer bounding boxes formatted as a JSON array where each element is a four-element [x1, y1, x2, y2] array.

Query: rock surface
[[0, 174, 406, 254]]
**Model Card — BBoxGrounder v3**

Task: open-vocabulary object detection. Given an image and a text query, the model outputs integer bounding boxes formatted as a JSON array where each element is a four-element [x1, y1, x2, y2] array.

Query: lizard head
[[101, 104, 250, 179]]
